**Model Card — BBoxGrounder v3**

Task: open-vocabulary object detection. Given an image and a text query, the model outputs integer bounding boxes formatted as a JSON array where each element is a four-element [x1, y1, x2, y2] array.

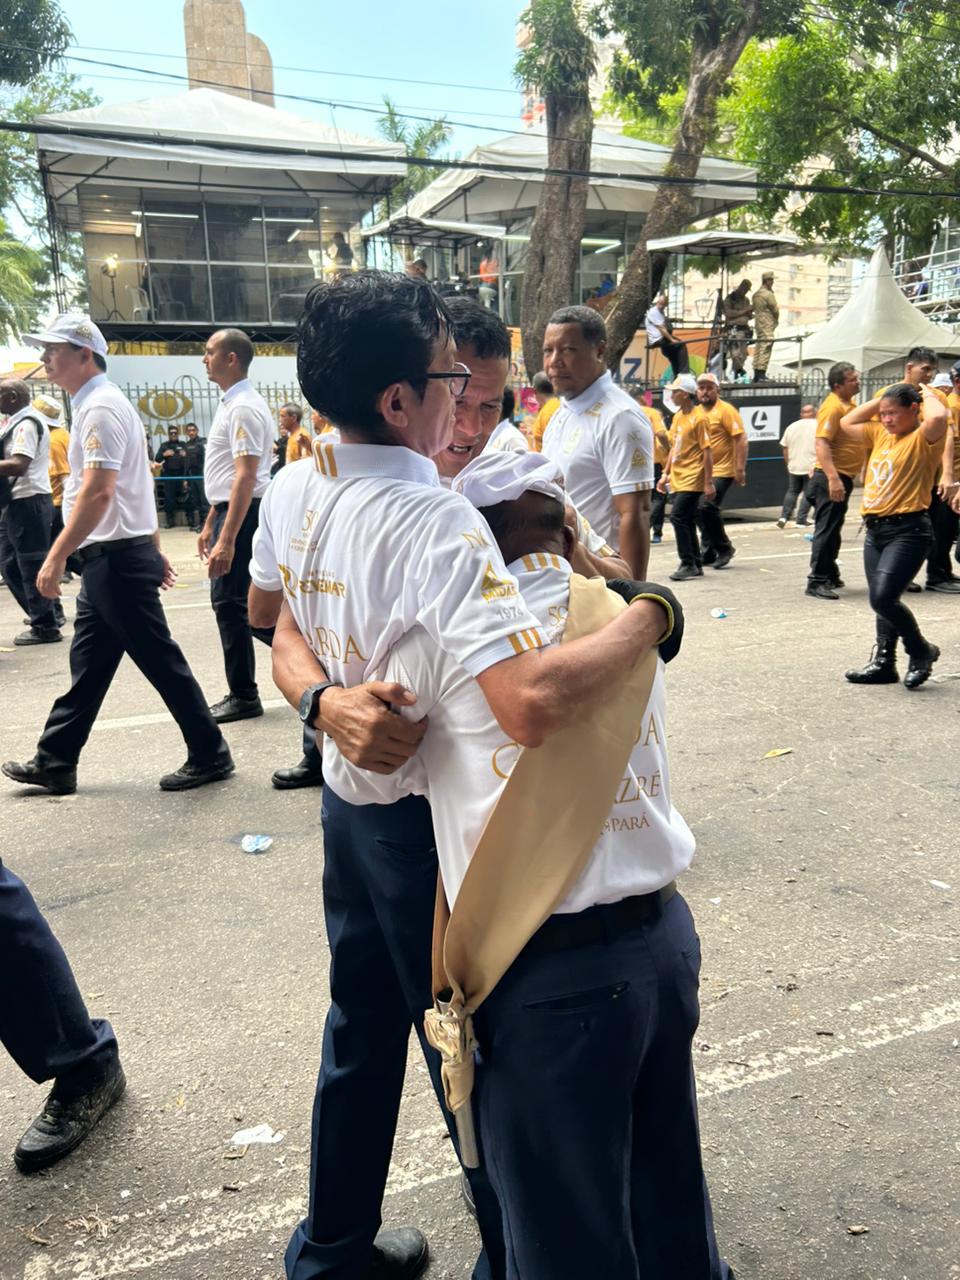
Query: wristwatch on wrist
[[298, 680, 342, 729]]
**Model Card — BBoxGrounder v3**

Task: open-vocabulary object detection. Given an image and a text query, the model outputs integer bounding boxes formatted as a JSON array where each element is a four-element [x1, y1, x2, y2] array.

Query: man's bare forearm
[[272, 618, 327, 710], [50, 483, 113, 560], [814, 437, 839, 480], [220, 467, 257, 542], [618, 510, 649, 579]]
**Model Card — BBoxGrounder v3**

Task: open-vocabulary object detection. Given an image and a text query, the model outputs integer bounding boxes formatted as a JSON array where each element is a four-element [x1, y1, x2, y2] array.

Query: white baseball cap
[[931, 372, 952, 389], [453, 451, 566, 509], [696, 371, 720, 386], [23, 314, 108, 358]]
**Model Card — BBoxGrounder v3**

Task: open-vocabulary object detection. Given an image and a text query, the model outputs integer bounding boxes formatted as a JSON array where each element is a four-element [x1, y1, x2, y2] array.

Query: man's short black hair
[[828, 361, 856, 389], [297, 270, 451, 434], [532, 371, 553, 395], [906, 346, 937, 366], [546, 305, 606, 347], [479, 491, 566, 549], [445, 298, 511, 360]]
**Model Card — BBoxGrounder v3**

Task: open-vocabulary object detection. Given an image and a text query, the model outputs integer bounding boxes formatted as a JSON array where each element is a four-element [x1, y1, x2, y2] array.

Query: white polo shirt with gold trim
[[542, 370, 654, 548], [338, 555, 694, 911], [63, 373, 157, 547], [250, 440, 547, 782], [203, 378, 274, 505]]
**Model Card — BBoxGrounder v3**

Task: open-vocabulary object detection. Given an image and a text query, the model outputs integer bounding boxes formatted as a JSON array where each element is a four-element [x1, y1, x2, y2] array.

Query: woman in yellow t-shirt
[[838, 383, 949, 688]]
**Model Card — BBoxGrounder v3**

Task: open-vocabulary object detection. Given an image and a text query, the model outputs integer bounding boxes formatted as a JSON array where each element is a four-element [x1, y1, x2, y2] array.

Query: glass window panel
[[86, 256, 149, 323], [269, 265, 320, 322], [144, 263, 210, 323], [206, 201, 264, 263], [263, 203, 319, 264], [141, 197, 205, 261], [211, 265, 269, 323]]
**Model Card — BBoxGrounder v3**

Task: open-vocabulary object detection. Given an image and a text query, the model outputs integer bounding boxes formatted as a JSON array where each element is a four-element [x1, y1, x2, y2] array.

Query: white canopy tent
[[404, 127, 757, 228], [782, 246, 960, 375], [35, 88, 406, 223]]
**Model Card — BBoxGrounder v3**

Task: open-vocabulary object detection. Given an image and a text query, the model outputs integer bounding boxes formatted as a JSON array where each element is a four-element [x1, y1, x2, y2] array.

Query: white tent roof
[[786, 246, 960, 371], [35, 88, 406, 223], [404, 126, 756, 226]]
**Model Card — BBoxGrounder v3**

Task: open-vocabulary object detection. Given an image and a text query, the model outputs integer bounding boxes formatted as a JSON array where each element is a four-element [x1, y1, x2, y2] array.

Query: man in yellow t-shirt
[[694, 372, 745, 569], [280, 403, 312, 464], [925, 370, 960, 591], [527, 372, 559, 452], [657, 374, 714, 579], [634, 393, 671, 542], [806, 361, 861, 599]]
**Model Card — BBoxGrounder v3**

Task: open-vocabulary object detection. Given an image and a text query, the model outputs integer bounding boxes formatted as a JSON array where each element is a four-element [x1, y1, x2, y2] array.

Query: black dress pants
[[671, 490, 704, 567], [37, 541, 224, 769], [863, 513, 933, 656], [0, 858, 118, 1089], [210, 499, 268, 700], [650, 339, 689, 378], [926, 488, 959, 584], [651, 464, 668, 536], [807, 470, 853, 586], [697, 476, 735, 559], [0, 494, 57, 631], [160, 478, 183, 527]]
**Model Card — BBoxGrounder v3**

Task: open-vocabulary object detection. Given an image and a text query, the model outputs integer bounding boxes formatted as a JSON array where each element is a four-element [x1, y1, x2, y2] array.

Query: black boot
[[903, 642, 940, 690], [845, 641, 899, 685]]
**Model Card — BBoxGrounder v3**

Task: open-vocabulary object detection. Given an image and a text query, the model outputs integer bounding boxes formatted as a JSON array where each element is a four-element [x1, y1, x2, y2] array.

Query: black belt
[[521, 882, 677, 959], [214, 497, 261, 515], [863, 510, 928, 529], [76, 534, 154, 563]]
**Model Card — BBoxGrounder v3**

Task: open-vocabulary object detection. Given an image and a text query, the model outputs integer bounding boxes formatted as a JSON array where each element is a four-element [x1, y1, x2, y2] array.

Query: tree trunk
[[604, 5, 762, 371], [520, 89, 593, 377]]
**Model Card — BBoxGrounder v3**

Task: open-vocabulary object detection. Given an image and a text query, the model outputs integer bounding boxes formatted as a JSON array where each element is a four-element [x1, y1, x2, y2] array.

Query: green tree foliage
[[728, 17, 960, 256], [515, 0, 596, 375], [376, 95, 452, 208], [0, 0, 71, 82], [0, 212, 44, 341]]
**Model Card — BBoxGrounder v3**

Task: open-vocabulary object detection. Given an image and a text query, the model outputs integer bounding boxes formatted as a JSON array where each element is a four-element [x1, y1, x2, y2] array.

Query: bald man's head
[[0, 378, 30, 414]]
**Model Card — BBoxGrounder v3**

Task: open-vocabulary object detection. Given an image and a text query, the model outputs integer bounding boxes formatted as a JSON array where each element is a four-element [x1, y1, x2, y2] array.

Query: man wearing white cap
[[248, 272, 676, 1280], [542, 305, 654, 578], [332, 450, 731, 1280], [0, 378, 59, 644], [2, 315, 233, 795], [694, 371, 746, 569], [657, 374, 714, 580]]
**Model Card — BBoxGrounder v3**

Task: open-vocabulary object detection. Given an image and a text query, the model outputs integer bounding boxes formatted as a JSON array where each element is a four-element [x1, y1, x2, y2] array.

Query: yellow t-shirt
[[700, 399, 744, 478], [815, 391, 863, 478], [669, 409, 712, 492], [285, 426, 313, 464], [528, 397, 560, 453], [861, 419, 943, 517], [47, 426, 71, 507], [647, 406, 670, 466]]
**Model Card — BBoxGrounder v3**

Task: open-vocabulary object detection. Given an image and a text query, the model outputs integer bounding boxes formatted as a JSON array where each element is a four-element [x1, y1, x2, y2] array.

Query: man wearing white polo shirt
[[248, 271, 677, 1280], [333, 451, 726, 1280], [200, 328, 274, 724], [2, 315, 232, 795], [542, 305, 654, 578]]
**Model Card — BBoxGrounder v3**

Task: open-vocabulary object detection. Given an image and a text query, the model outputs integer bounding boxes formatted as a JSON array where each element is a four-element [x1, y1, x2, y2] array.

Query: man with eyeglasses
[[246, 271, 678, 1280]]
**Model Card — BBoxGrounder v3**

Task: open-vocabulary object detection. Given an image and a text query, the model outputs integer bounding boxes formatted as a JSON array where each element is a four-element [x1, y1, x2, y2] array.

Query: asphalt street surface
[[1, 513, 959, 1280]]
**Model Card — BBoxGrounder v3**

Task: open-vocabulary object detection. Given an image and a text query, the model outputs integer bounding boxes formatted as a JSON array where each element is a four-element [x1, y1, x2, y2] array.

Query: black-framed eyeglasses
[[421, 362, 472, 398]]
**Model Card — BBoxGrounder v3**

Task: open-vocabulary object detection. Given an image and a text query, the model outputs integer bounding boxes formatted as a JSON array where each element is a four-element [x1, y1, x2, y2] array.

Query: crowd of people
[[0, 277, 956, 1280]]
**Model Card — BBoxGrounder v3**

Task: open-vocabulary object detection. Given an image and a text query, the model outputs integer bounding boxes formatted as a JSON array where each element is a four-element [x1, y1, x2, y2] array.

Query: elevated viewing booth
[[35, 88, 405, 344], [369, 127, 758, 326]]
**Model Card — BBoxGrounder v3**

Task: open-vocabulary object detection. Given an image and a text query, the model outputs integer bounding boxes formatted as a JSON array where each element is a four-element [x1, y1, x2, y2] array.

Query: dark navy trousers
[[473, 891, 733, 1280], [285, 789, 504, 1280], [0, 859, 117, 1089]]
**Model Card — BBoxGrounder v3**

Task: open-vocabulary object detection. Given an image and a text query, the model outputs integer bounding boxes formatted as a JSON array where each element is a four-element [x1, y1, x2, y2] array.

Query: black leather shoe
[[926, 579, 960, 593], [713, 548, 736, 569], [208, 693, 264, 723], [845, 644, 899, 684], [272, 756, 324, 790], [669, 564, 703, 581], [806, 583, 839, 600], [15, 1062, 126, 1173], [905, 581, 923, 593], [903, 643, 940, 689], [2, 757, 77, 794], [14, 628, 62, 645], [363, 1228, 428, 1279], [159, 751, 235, 791], [830, 577, 845, 589], [701, 549, 718, 566]]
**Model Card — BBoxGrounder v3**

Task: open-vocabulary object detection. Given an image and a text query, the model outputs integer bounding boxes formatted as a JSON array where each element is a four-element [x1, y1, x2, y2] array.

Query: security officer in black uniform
[[1, 857, 125, 1172], [182, 422, 208, 531], [1, 315, 234, 795]]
